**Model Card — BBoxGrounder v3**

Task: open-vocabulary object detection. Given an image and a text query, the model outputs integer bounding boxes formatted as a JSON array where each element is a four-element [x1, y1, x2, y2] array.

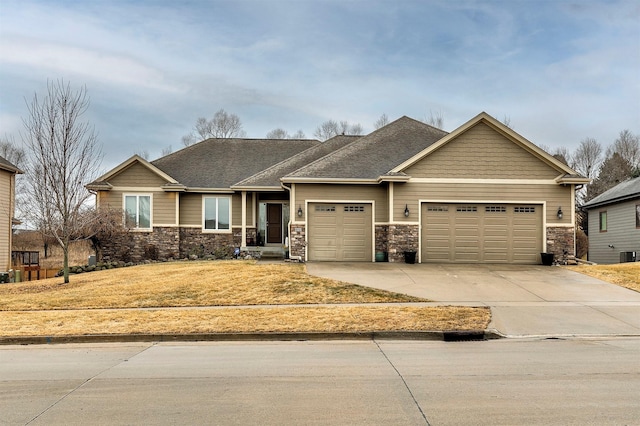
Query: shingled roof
[[283, 116, 447, 181], [233, 135, 361, 189], [583, 176, 640, 209], [151, 138, 320, 188]]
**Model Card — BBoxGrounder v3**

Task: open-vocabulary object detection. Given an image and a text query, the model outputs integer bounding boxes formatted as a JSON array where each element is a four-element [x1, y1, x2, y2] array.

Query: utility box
[[88, 255, 97, 266], [620, 251, 637, 263]]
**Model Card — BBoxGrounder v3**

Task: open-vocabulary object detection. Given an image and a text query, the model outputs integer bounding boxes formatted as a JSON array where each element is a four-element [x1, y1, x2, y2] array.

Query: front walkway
[[306, 263, 640, 337]]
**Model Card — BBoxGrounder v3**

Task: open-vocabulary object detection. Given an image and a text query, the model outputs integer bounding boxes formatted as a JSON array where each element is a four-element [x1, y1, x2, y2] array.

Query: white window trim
[[123, 193, 153, 231], [202, 195, 232, 233]]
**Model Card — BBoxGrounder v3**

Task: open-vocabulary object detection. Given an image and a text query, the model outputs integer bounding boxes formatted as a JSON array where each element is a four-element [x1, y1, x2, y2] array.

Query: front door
[[266, 204, 282, 244]]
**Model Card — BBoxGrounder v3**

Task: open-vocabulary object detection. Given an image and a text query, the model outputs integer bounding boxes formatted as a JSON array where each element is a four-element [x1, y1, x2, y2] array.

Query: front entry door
[[266, 204, 282, 244]]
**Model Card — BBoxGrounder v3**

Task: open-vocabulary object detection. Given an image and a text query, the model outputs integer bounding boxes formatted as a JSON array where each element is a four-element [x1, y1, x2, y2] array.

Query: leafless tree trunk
[[573, 138, 603, 180], [425, 109, 444, 129], [607, 129, 640, 170], [22, 80, 103, 284], [313, 119, 363, 141]]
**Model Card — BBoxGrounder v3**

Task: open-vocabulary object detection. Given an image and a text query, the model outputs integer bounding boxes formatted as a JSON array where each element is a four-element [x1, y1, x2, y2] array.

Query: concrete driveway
[[306, 263, 640, 338]]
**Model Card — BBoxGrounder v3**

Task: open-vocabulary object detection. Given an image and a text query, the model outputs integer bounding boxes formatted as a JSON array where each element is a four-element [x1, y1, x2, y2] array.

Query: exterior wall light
[[557, 207, 563, 220], [404, 204, 410, 217], [297, 206, 303, 217]]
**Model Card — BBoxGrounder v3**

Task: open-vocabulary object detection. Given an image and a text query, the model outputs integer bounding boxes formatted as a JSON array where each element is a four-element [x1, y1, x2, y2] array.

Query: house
[[87, 112, 589, 264], [0, 156, 22, 271], [582, 176, 640, 264]]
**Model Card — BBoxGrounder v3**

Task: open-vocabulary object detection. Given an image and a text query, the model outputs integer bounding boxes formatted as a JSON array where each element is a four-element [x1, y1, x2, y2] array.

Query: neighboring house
[[0, 156, 22, 271], [87, 112, 589, 264], [582, 177, 640, 264]]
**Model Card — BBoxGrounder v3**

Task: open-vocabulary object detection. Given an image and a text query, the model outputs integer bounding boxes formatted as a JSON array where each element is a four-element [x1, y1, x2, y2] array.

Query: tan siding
[[0, 171, 12, 269], [98, 190, 176, 225], [179, 193, 202, 226], [232, 193, 242, 227], [154, 192, 176, 224], [295, 184, 388, 222], [405, 123, 560, 179], [109, 162, 168, 187], [394, 182, 572, 224]]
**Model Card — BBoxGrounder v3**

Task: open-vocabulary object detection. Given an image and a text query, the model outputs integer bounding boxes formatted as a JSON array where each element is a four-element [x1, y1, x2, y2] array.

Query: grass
[[0, 261, 491, 337], [567, 262, 640, 293]]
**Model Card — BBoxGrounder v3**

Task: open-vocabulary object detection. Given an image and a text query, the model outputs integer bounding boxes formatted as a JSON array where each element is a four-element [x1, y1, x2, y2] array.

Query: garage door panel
[[308, 203, 372, 261], [422, 203, 542, 264]]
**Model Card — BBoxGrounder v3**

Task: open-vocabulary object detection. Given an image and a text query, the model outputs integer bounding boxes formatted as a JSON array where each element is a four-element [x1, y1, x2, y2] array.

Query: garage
[[421, 203, 542, 264], [307, 203, 372, 261]]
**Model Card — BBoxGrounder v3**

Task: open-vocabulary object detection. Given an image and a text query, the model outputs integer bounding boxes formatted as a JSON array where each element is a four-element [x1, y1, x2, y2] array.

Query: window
[[514, 207, 536, 213], [427, 206, 448, 212], [124, 194, 151, 229], [344, 205, 364, 212], [636, 204, 640, 228], [203, 196, 231, 231], [599, 211, 607, 232], [456, 206, 477, 212], [315, 205, 336, 212], [485, 206, 506, 213]]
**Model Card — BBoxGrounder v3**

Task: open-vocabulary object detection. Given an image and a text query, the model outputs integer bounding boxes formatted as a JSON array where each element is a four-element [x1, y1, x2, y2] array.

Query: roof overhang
[[161, 183, 187, 192], [377, 174, 410, 183], [556, 175, 591, 185], [281, 177, 380, 184], [184, 187, 235, 194], [230, 185, 285, 192], [85, 181, 113, 191], [583, 193, 640, 209]]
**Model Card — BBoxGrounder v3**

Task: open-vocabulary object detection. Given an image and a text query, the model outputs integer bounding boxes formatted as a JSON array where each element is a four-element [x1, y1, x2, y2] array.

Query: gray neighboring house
[[583, 176, 640, 264]]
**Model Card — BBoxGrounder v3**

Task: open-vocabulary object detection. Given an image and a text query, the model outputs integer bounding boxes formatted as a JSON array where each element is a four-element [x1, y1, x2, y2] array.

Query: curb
[[0, 330, 500, 345]]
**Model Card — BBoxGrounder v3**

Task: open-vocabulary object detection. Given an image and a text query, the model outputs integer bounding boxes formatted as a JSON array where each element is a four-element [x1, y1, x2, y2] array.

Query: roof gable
[[0, 156, 22, 174], [393, 112, 582, 179], [403, 121, 561, 179], [284, 116, 447, 181], [87, 155, 177, 190]]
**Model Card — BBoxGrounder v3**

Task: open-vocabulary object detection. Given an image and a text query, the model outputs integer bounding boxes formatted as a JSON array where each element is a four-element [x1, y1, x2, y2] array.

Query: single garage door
[[421, 203, 542, 264], [308, 203, 372, 261]]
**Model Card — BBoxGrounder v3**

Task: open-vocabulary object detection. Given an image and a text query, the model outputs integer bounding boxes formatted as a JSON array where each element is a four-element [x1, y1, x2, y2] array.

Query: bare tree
[[573, 138, 602, 180], [586, 152, 633, 201], [374, 113, 390, 129], [266, 128, 289, 139], [501, 115, 512, 129], [22, 80, 103, 284], [607, 129, 640, 170], [160, 145, 173, 157], [313, 119, 363, 141], [0, 135, 26, 166], [183, 109, 246, 146], [291, 130, 306, 139], [425, 109, 444, 129], [552, 146, 572, 166]]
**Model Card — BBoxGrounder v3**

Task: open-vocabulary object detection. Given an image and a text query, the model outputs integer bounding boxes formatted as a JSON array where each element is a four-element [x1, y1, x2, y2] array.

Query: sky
[[1, 0, 639, 172]]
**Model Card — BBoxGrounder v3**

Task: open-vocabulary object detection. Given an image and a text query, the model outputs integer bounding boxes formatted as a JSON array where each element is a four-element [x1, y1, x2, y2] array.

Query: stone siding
[[546, 226, 576, 259], [289, 224, 306, 261], [100, 227, 258, 262], [100, 227, 180, 263], [387, 224, 419, 263]]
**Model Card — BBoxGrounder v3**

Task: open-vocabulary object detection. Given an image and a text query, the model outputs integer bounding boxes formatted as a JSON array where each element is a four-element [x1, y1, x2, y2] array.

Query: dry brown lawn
[[0, 261, 491, 337], [567, 263, 640, 293]]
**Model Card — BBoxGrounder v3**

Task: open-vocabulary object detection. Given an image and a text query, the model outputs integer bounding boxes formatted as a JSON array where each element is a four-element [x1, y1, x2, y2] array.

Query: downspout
[[281, 182, 303, 262]]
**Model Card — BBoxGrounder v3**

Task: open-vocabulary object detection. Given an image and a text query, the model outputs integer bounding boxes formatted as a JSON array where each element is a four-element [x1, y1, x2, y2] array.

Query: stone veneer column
[[387, 224, 420, 263], [289, 224, 306, 261], [546, 226, 576, 259]]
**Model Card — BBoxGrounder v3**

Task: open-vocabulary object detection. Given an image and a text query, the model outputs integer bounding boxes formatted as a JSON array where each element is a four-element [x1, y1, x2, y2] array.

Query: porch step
[[245, 247, 285, 260]]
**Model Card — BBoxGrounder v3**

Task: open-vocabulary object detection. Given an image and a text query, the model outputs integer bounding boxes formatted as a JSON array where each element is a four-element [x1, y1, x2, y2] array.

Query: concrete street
[[306, 263, 640, 337], [1, 339, 639, 425]]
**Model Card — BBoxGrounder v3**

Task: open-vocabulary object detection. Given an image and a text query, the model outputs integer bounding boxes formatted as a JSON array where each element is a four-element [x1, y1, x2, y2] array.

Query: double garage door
[[308, 203, 372, 261], [421, 203, 542, 264]]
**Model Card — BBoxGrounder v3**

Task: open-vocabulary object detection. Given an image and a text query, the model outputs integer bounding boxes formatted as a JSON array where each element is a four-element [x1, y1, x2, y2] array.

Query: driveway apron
[[305, 263, 640, 337]]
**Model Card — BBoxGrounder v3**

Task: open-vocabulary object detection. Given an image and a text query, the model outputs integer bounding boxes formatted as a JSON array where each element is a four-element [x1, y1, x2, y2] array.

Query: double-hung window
[[203, 196, 231, 231], [124, 194, 151, 230], [599, 211, 607, 232]]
